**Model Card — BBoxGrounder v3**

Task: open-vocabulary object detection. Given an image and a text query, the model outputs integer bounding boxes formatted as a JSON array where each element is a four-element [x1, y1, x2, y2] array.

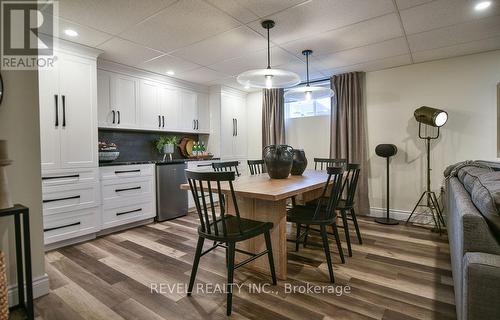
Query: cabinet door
[[180, 90, 198, 132], [139, 80, 161, 130], [234, 100, 248, 159], [97, 70, 114, 127], [220, 94, 236, 159], [38, 62, 61, 171], [197, 93, 210, 133], [59, 54, 97, 168], [159, 86, 180, 130], [112, 74, 138, 128]]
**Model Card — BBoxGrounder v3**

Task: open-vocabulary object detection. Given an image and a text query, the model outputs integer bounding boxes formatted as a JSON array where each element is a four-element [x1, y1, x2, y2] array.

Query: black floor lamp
[[375, 144, 399, 225], [406, 106, 448, 234]]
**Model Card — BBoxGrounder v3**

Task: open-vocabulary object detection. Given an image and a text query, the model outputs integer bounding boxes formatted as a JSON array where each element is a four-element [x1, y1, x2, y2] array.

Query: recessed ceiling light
[[166, 70, 175, 76], [474, 1, 491, 11], [64, 29, 78, 37]]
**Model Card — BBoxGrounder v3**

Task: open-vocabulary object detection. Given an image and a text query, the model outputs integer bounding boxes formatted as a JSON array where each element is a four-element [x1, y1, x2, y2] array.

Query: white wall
[[0, 70, 45, 296], [367, 50, 500, 214], [246, 91, 263, 159]]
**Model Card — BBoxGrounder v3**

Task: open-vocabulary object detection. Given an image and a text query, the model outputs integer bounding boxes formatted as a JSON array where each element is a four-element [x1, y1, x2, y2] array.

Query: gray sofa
[[445, 161, 500, 320]]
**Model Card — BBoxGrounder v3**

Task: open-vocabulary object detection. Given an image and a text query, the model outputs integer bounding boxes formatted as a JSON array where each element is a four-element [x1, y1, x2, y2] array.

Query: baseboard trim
[[7, 273, 49, 307]]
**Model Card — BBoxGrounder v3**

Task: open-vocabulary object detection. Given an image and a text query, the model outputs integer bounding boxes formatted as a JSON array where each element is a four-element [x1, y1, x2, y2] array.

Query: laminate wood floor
[[34, 214, 456, 320]]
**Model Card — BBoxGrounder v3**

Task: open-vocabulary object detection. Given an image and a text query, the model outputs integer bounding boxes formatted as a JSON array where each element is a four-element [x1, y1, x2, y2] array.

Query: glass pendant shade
[[236, 20, 300, 89], [284, 49, 334, 102]]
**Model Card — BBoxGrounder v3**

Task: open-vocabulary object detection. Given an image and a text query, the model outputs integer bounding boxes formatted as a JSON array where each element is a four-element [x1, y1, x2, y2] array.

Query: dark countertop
[[99, 158, 220, 167]]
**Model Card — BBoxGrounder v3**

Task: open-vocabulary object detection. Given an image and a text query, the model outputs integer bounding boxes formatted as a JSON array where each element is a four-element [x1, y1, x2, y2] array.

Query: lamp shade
[[284, 85, 334, 101], [237, 68, 301, 89], [414, 106, 448, 127]]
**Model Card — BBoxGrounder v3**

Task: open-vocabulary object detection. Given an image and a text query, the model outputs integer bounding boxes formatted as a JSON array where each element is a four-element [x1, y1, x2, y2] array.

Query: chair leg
[[226, 242, 236, 316], [295, 223, 301, 252], [340, 210, 352, 257], [264, 230, 277, 285], [188, 236, 205, 296], [331, 222, 345, 264], [350, 208, 363, 244], [303, 225, 310, 248], [320, 225, 335, 283]]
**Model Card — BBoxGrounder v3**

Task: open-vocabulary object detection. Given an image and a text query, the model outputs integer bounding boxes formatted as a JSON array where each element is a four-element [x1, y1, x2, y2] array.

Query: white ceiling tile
[[395, 0, 434, 10], [274, 61, 325, 82], [139, 54, 201, 75], [97, 37, 164, 66], [121, 0, 241, 52], [322, 54, 412, 75], [408, 15, 500, 52], [315, 37, 409, 70], [412, 36, 500, 62], [46, 17, 113, 47], [208, 47, 300, 76], [174, 67, 229, 83], [207, 76, 256, 92], [281, 14, 403, 58], [400, 0, 500, 35], [205, 0, 259, 23], [247, 0, 396, 44], [170, 27, 267, 66], [234, 0, 310, 17], [55, 0, 177, 35]]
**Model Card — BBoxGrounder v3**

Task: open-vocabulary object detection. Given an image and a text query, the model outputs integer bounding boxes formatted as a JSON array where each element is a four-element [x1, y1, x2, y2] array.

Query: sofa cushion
[[471, 172, 500, 241], [458, 166, 491, 194]]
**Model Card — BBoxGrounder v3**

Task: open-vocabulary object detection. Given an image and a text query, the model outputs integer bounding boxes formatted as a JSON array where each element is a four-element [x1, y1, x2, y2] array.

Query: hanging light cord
[[305, 53, 310, 86], [266, 27, 271, 69]]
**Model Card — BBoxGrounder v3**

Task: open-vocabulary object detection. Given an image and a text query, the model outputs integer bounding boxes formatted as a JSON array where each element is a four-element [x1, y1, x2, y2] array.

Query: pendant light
[[237, 20, 301, 89], [284, 50, 334, 102]]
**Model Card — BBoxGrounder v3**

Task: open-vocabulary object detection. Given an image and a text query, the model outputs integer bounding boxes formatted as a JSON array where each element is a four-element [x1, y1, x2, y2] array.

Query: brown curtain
[[330, 72, 370, 215], [262, 88, 286, 148]]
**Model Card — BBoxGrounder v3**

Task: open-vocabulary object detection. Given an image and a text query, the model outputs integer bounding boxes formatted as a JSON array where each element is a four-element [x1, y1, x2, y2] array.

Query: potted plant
[[156, 136, 177, 160]]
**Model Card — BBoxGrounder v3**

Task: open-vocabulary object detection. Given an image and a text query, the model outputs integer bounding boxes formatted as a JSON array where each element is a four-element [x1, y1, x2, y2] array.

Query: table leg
[[14, 214, 25, 308], [227, 196, 288, 280], [22, 210, 34, 319]]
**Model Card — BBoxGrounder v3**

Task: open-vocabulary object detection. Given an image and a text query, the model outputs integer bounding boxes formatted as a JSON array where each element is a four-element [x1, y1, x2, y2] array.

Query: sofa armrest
[[463, 252, 500, 320]]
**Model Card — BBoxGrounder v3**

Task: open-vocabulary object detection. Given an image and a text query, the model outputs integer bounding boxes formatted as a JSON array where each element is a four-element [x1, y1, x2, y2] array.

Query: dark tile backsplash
[[98, 129, 198, 162]]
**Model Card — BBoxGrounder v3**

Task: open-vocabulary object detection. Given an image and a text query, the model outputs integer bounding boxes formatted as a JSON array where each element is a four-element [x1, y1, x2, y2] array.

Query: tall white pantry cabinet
[[38, 43, 102, 246]]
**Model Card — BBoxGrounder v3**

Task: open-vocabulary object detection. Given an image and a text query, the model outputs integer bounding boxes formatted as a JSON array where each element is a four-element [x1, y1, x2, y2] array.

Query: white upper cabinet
[[39, 50, 98, 171], [197, 93, 210, 134], [159, 86, 180, 131], [139, 80, 161, 130], [97, 70, 138, 128], [180, 90, 198, 132]]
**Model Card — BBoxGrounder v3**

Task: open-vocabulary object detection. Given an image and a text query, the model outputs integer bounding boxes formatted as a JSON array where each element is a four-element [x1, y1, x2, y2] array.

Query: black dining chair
[[314, 158, 348, 170], [287, 167, 345, 283], [186, 170, 276, 316], [212, 161, 240, 176], [247, 159, 266, 175]]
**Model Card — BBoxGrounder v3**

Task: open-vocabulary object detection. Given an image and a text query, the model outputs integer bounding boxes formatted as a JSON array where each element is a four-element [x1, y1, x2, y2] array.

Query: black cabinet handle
[[43, 195, 80, 203], [235, 119, 238, 136], [158, 115, 161, 128], [112, 110, 116, 124], [117, 111, 121, 124], [44, 221, 80, 232], [116, 208, 142, 216], [196, 120, 199, 130], [193, 119, 195, 130], [115, 186, 141, 193], [162, 116, 165, 128], [114, 169, 141, 174], [62, 95, 66, 127], [42, 174, 80, 180], [54, 94, 59, 127], [233, 118, 235, 136]]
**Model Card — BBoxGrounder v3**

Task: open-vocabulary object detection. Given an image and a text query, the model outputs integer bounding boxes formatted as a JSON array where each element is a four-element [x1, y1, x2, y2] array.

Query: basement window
[[285, 82, 331, 119]]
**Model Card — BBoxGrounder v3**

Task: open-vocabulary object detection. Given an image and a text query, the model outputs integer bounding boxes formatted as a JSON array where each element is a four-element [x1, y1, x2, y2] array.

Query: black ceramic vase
[[263, 145, 293, 179], [291, 149, 307, 175]]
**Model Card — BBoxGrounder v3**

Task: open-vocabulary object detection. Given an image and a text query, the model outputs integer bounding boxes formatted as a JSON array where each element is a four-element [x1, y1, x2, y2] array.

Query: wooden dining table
[[180, 169, 330, 280]]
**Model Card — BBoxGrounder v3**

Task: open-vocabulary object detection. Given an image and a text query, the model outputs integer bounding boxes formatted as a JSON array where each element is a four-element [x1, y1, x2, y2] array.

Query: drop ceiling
[[48, 0, 500, 91]]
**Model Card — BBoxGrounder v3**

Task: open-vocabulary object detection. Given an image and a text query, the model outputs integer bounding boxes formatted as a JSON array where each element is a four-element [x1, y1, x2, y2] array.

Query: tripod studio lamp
[[406, 106, 448, 234]]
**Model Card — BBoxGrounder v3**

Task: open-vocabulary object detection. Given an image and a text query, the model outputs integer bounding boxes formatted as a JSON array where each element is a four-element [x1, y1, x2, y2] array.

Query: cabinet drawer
[[102, 177, 154, 203], [100, 164, 154, 180], [44, 207, 100, 245], [187, 161, 214, 171], [43, 182, 100, 216], [102, 201, 155, 229], [42, 168, 98, 187]]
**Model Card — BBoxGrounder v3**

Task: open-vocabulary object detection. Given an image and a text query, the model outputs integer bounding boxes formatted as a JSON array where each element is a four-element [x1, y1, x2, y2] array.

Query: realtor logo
[[1, 1, 58, 70]]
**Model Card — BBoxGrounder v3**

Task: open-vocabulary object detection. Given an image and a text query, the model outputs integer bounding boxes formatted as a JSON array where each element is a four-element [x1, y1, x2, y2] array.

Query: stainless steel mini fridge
[[156, 162, 188, 221]]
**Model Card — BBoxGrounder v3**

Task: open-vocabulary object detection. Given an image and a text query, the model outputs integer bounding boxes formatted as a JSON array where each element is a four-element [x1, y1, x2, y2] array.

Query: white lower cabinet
[[43, 206, 100, 245], [100, 164, 156, 229]]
